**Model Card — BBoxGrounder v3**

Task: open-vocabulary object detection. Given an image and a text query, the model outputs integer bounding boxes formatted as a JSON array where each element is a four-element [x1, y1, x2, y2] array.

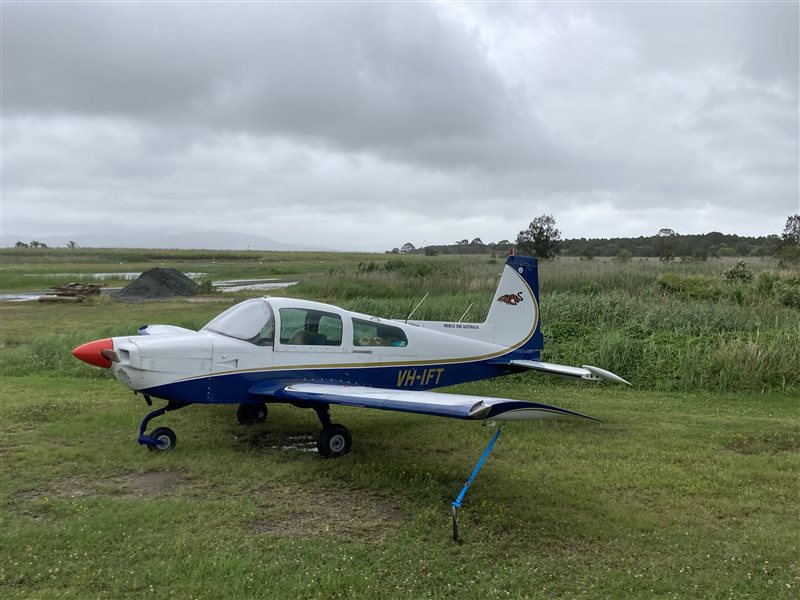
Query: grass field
[[1, 249, 799, 598]]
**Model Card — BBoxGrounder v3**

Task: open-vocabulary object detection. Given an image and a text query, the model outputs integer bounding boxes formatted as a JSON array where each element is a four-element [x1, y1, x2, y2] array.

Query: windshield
[[202, 298, 273, 345]]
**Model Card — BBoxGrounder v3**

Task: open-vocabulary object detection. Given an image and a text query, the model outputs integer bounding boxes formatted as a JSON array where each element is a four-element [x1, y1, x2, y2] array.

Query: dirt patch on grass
[[112, 470, 195, 498], [15, 471, 404, 542], [15, 469, 194, 501], [725, 430, 800, 454], [251, 483, 405, 542]]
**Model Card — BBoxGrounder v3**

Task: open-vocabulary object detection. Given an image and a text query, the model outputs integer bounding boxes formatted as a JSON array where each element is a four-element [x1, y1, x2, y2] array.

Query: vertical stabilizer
[[405, 253, 544, 357], [484, 253, 543, 355]]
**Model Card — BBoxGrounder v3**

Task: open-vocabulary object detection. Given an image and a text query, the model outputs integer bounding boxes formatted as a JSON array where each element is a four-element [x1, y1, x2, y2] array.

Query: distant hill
[[3, 231, 327, 251]]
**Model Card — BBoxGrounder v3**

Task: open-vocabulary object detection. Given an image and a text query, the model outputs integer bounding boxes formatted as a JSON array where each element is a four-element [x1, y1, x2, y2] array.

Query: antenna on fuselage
[[405, 292, 429, 323], [457, 303, 473, 323]]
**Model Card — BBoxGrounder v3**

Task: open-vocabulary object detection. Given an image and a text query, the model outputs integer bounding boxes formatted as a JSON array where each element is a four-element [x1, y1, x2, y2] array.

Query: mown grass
[[1, 377, 798, 599], [1, 250, 799, 598]]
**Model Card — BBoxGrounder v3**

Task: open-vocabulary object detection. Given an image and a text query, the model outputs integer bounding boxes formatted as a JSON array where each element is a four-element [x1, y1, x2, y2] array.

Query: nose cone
[[72, 338, 114, 368]]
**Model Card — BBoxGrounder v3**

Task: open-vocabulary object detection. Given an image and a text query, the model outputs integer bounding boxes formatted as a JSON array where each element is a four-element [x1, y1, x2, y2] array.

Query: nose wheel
[[137, 400, 189, 452], [147, 427, 177, 452]]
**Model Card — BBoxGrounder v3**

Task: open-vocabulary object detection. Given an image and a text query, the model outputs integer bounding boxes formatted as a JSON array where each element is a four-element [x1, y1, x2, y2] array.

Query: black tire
[[237, 403, 268, 425], [148, 427, 177, 452], [317, 424, 352, 458]]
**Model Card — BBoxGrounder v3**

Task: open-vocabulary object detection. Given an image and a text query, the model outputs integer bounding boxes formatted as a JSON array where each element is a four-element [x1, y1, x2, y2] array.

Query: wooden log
[[50, 283, 106, 296], [38, 295, 86, 303]]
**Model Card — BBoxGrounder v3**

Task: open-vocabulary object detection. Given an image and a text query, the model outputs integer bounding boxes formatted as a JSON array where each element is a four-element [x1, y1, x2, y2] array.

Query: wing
[[250, 382, 599, 422], [502, 359, 631, 385]]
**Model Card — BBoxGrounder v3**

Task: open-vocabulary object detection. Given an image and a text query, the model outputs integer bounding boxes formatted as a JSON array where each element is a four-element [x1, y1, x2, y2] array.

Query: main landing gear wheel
[[237, 403, 268, 425], [147, 427, 177, 452], [317, 424, 352, 458]]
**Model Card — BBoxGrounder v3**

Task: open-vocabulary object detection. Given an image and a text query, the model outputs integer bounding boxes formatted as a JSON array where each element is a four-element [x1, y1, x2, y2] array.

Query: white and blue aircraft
[[73, 252, 629, 458]]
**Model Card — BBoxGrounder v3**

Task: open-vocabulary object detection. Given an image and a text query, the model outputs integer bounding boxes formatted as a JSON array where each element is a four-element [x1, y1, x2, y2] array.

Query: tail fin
[[484, 253, 543, 356], [404, 252, 543, 357]]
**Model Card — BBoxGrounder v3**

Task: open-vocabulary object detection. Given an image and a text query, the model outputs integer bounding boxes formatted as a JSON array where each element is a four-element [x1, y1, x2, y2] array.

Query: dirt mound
[[116, 267, 200, 301]]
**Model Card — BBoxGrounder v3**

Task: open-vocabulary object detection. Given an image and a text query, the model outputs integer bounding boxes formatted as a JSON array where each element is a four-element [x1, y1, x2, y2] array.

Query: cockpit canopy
[[201, 298, 408, 349], [201, 298, 274, 346]]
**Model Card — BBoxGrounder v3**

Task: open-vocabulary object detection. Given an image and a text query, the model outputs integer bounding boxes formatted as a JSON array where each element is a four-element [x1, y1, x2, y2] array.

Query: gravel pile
[[115, 268, 200, 302]]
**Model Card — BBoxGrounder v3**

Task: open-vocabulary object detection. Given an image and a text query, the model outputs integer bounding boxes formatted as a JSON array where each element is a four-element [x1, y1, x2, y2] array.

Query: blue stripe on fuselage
[[138, 352, 540, 405]]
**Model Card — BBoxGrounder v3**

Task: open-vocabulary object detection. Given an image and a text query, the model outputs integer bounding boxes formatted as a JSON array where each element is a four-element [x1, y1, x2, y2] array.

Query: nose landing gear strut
[[137, 399, 190, 452]]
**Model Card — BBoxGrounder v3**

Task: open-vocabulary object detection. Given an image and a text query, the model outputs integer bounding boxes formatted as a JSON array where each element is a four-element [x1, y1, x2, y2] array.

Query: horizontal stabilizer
[[508, 360, 631, 385], [251, 382, 599, 422]]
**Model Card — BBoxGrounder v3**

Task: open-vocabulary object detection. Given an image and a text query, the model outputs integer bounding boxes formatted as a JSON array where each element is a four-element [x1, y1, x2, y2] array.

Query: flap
[[250, 381, 598, 422]]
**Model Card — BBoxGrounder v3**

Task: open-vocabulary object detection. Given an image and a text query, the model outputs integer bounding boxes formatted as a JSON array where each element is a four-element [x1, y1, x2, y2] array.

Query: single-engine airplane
[[73, 252, 629, 458], [74, 251, 629, 538]]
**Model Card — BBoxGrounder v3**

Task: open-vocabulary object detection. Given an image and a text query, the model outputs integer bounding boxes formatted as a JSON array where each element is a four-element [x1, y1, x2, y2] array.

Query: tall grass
[[539, 256, 783, 293], [292, 261, 499, 300], [291, 255, 800, 393], [2, 252, 798, 393], [544, 326, 800, 392]]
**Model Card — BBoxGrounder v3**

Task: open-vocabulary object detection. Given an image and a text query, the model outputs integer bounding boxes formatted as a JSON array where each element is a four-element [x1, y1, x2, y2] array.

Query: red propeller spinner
[[72, 338, 116, 368]]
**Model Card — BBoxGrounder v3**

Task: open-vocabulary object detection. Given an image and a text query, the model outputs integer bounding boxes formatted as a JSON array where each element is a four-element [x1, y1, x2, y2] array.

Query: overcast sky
[[2, 1, 798, 250]]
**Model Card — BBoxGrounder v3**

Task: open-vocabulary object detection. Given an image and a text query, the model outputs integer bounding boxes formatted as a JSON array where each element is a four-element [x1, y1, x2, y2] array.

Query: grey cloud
[[4, 3, 543, 172], [589, 2, 798, 88], [2, 2, 797, 246]]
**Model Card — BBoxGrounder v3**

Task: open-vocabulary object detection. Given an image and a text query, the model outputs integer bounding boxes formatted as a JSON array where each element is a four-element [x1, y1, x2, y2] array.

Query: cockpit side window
[[279, 308, 342, 346], [352, 318, 408, 347]]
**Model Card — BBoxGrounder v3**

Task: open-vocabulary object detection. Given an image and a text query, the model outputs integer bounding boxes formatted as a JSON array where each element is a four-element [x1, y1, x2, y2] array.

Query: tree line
[[394, 214, 800, 263], [14, 240, 78, 249], [559, 230, 783, 260]]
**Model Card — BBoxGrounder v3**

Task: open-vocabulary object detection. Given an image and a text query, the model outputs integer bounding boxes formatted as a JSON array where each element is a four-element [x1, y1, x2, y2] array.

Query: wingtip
[[583, 365, 631, 386]]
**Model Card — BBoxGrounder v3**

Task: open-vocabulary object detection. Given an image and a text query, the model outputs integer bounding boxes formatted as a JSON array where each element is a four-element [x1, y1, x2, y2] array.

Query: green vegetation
[[0, 248, 376, 292], [1, 249, 798, 598], [2, 251, 799, 393], [293, 255, 800, 394]]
